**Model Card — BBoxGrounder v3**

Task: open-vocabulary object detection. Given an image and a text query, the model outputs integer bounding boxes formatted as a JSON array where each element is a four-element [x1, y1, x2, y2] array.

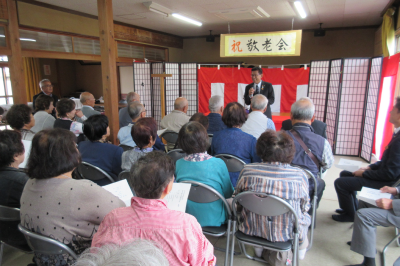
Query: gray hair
[[128, 102, 144, 120], [209, 96, 224, 112], [39, 79, 51, 88], [291, 97, 315, 121], [126, 92, 140, 104], [251, 94, 268, 111], [73, 239, 169, 266]]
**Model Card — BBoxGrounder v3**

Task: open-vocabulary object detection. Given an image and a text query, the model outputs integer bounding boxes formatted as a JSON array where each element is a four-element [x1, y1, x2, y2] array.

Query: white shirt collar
[[254, 81, 263, 89], [82, 105, 94, 110], [395, 127, 400, 134]]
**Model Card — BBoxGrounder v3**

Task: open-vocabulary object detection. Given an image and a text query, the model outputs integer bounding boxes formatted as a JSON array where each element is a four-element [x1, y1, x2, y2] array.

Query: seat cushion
[[203, 224, 228, 236], [235, 231, 292, 251]]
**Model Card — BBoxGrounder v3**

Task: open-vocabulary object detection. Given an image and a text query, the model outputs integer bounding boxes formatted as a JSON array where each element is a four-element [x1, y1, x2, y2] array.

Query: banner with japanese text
[[198, 67, 309, 114], [220, 30, 302, 57]]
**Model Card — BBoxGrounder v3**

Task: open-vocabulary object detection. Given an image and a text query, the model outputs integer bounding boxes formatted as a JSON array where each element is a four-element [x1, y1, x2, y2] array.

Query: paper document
[[336, 158, 364, 172], [19, 140, 32, 169], [164, 183, 191, 212], [356, 187, 392, 206], [102, 179, 133, 207]]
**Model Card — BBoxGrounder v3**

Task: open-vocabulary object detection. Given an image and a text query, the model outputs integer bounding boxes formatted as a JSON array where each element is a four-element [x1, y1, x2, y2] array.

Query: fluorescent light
[[253, 10, 262, 17], [294, 1, 307, 18], [171, 13, 202, 26], [0, 35, 4, 38], [149, 7, 168, 17], [20, 38, 36, 42], [256, 6, 270, 18]]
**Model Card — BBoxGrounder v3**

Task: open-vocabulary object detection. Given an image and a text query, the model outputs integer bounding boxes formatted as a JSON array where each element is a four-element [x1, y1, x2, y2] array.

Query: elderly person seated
[[0, 130, 29, 246], [189, 113, 209, 130], [20, 128, 124, 266], [79, 115, 123, 185], [118, 102, 164, 151], [31, 94, 55, 133], [121, 117, 157, 171], [92, 152, 216, 266], [76, 92, 101, 122], [119, 92, 140, 128], [207, 95, 226, 135], [160, 97, 190, 133], [235, 130, 311, 261], [175, 121, 233, 227], [241, 94, 275, 139], [54, 98, 87, 143], [5, 104, 35, 140], [211, 102, 261, 186]]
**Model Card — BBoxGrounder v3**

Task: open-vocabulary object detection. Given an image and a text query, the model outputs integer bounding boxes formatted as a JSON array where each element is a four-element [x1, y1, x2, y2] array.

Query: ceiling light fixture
[[171, 13, 202, 26], [255, 6, 270, 18], [294, 1, 307, 18], [149, 7, 168, 17], [143, 2, 171, 17], [0, 34, 36, 42], [253, 10, 262, 17]]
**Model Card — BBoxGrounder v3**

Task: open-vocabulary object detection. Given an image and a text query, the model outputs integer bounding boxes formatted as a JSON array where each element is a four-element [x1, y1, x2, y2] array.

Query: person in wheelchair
[[235, 130, 311, 261]]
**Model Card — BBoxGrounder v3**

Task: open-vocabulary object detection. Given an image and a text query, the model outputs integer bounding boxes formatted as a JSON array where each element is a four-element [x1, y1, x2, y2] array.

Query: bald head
[[291, 97, 315, 122], [251, 94, 268, 112], [174, 97, 188, 113], [126, 92, 140, 104], [80, 92, 96, 107]]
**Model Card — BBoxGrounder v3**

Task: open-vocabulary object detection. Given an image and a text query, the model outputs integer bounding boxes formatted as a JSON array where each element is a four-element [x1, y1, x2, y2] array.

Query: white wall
[[119, 66, 134, 96]]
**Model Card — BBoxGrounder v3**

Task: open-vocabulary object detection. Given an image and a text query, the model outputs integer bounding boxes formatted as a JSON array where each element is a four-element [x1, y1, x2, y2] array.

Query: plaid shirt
[[235, 162, 311, 243], [321, 139, 334, 173]]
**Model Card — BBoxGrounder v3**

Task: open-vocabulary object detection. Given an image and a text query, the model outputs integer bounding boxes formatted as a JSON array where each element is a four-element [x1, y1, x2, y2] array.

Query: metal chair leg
[[307, 194, 317, 251], [396, 228, 400, 247], [0, 241, 4, 266], [229, 221, 236, 266], [381, 232, 400, 266]]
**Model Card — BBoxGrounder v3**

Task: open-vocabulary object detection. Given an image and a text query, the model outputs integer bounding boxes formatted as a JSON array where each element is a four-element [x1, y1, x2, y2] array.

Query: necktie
[[255, 85, 259, 94]]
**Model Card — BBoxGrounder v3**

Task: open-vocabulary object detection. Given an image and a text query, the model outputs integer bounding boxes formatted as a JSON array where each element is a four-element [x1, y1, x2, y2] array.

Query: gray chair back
[[232, 192, 299, 225], [77, 162, 115, 183], [167, 149, 186, 164], [0, 205, 20, 221], [119, 144, 134, 152], [215, 154, 246, 173], [18, 225, 78, 260]]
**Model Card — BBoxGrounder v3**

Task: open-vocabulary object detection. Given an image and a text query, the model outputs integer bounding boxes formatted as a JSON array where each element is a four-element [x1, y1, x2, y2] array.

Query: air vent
[[210, 6, 270, 21]]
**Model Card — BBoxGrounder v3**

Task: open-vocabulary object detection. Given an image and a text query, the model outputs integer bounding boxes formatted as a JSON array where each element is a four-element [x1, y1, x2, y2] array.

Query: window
[[0, 66, 13, 105]]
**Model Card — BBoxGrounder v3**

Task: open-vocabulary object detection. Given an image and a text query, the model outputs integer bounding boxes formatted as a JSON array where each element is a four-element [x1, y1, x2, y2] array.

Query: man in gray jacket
[[347, 185, 400, 266], [77, 92, 100, 122]]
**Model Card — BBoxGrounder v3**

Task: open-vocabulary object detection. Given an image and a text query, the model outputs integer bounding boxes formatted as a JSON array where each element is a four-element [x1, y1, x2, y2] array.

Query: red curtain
[[198, 67, 309, 113], [373, 53, 400, 159]]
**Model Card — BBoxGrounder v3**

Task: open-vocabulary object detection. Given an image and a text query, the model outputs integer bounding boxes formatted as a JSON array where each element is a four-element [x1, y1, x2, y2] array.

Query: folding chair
[[180, 181, 232, 266], [167, 149, 186, 164], [230, 192, 300, 266], [0, 206, 32, 265], [18, 225, 78, 261], [77, 162, 115, 184], [214, 154, 246, 173], [290, 165, 317, 251], [382, 231, 400, 266], [160, 131, 179, 152], [392, 179, 400, 247], [119, 144, 134, 152]]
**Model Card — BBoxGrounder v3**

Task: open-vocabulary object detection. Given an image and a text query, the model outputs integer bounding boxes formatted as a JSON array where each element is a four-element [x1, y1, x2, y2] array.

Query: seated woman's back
[[175, 122, 233, 227], [79, 115, 123, 185], [30, 94, 55, 133], [20, 128, 125, 266]]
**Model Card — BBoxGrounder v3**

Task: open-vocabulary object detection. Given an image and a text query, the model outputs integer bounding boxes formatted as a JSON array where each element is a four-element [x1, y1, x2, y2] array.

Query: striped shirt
[[235, 162, 311, 242], [92, 197, 216, 266]]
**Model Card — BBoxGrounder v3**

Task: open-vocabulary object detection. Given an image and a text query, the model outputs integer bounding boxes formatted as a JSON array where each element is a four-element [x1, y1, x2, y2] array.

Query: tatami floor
[[2, 155, 399, 266]]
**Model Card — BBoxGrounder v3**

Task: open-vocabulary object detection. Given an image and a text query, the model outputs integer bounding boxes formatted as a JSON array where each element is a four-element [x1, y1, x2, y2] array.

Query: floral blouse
[[183, 152, 213, 162]]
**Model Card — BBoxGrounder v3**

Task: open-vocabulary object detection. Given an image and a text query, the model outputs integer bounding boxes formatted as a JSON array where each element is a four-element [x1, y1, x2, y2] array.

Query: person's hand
[[249, 87, 255, 96], [359, 167, 370, 171], [376, 198, 393, 210], [380, 186, 398, 196], [75, 110, 84, 118], [353, 169, 365, 177]]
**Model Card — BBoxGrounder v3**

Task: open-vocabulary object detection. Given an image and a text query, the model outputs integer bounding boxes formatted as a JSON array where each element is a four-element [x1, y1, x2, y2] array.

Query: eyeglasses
[[42, 85, 53, 88], [251, 74, 260, 77]]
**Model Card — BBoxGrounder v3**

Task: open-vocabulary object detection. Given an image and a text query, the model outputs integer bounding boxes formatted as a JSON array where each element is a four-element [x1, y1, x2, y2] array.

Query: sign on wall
[[220, 30, 302, 57]]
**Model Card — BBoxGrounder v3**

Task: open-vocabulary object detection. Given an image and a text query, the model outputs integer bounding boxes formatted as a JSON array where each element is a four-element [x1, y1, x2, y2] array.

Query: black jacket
[[281, 119, 327, 139], [244, 81, 275, 119], [363, 132, 400, 182]]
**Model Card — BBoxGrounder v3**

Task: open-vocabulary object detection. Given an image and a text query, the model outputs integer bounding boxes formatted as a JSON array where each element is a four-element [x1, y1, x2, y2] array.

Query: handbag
[[262, 249, 293, 266]]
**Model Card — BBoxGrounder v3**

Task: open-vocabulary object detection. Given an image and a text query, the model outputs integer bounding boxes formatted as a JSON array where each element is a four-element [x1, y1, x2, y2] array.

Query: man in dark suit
[[333, 97, 400, 222], [244, 66, 275, 119], [32, 79, 58, 116], [281, 119, 327, 139]]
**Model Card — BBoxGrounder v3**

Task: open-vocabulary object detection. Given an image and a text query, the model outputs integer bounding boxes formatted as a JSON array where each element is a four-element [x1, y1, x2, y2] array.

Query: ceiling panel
[[35, 0, 389, 37]]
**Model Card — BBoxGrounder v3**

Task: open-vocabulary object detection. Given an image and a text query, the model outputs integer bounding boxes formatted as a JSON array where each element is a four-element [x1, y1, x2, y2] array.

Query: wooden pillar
[[97, 0, 119, 144], [7, 0, 27, 104]]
